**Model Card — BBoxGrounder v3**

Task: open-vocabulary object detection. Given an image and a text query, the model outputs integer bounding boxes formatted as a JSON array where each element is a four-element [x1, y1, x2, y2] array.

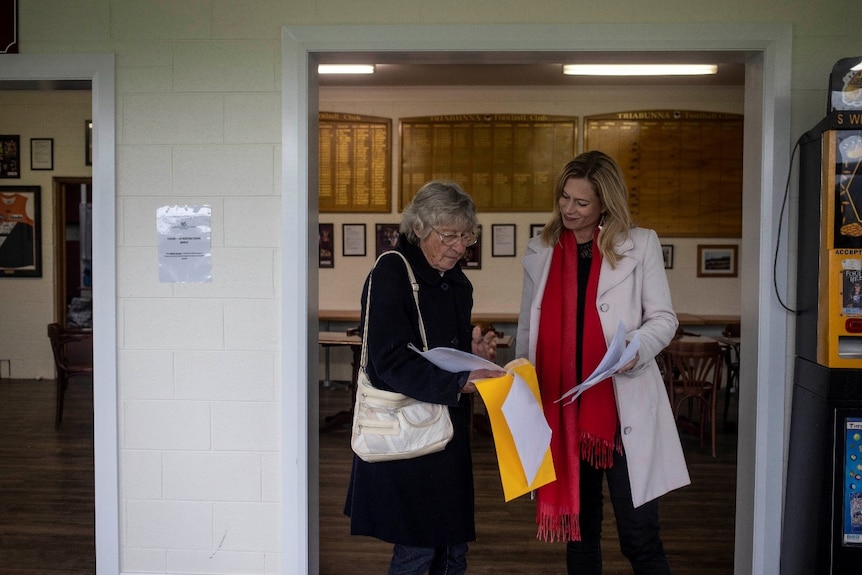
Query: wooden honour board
[[400, 114, 577, 212], [319, 112, 391, 213], [585, 110, 743, 238]]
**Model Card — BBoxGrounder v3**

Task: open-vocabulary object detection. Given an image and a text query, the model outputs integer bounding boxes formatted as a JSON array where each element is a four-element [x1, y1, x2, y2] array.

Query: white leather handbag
[[350, 251, 454, 463]]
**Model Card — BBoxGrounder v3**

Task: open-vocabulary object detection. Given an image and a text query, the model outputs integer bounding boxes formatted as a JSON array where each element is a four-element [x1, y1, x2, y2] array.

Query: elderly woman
[[517, 151, 690, 574], [344, 181, 503, 575]]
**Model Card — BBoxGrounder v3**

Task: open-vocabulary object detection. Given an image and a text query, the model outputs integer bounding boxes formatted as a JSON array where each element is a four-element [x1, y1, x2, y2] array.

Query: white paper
[[556, 320, 641, 405], [157, 205, 212, 283], [501, 372, 552, 486], [408, 343, 501, 372]]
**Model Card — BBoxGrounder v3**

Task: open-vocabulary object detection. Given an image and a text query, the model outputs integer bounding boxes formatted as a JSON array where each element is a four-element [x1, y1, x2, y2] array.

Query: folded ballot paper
[[409, 345, 555, 501], [556, 320, 640, 405]]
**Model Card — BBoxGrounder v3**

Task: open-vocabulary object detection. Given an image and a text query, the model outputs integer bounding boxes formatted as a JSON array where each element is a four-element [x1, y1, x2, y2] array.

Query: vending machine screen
[[842, 417, 862, 545]]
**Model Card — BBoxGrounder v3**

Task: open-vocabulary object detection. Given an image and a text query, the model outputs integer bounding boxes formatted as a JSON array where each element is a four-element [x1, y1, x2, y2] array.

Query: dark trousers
[[566, 450, 671, 575], [388, 543, 468, 575]]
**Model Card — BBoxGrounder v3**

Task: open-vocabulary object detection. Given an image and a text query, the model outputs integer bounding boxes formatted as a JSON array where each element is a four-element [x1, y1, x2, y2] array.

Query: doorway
[[0, 53, 118, 575], [282, 23, 792, 575], [53, 178, 93, 330]]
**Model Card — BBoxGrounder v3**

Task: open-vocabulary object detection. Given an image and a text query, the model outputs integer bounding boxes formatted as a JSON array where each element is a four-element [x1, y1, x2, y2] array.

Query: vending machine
[[782, 56, 862, 575]]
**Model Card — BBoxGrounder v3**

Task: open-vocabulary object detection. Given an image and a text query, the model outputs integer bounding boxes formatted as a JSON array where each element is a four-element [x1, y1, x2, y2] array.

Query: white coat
[[516, 227, 690, 507]]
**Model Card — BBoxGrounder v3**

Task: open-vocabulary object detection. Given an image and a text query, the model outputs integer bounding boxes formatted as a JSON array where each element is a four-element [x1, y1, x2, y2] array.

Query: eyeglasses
[[431, 227, 479, 247]]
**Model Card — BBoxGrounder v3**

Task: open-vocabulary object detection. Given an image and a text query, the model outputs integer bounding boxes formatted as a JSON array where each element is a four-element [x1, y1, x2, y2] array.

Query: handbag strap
[[360, 250, 428, 372]]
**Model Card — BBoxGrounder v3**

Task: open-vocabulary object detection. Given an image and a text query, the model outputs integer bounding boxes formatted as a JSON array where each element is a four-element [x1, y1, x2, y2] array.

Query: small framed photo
[[697, 244, 738, 278], [342, 223, 366, 257], [0, 135, 21, 178], [318, 223, 334, 268], [460, 224, 482, 270], [85, 120, 93, 166], [661, 244, 674, 270], [30, 138, 53, 171], [375, 223, 400, 256], [0, 185, 42, 277], [530, 224, 544, 238], [492, 224, 516, 257]]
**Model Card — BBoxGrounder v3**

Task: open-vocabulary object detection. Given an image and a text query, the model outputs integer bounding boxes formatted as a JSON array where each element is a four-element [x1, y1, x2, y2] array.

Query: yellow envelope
[[475, 358, 556, 501]]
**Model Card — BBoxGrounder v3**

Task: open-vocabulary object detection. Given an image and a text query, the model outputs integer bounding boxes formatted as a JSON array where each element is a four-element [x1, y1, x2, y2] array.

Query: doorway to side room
[[0, 53, 118, 575], [53, 178, 93, 330]]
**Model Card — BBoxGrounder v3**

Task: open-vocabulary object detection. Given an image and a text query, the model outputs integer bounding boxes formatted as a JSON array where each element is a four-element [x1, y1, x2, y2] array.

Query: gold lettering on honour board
[[400, 115, 578, 212], [585, 110, 743, 238], [319, 112, 391, 213]]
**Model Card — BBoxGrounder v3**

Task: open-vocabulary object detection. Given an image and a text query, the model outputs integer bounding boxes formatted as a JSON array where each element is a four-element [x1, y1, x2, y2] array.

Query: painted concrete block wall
[[11, 0, 862, 573]]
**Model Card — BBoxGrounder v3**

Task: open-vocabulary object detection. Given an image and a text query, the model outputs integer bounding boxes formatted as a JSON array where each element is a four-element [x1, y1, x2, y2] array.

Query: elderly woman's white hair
[[400, 181, 479, 244]]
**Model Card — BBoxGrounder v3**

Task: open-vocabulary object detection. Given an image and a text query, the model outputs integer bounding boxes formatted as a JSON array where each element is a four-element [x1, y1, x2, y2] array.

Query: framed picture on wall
[[342, 223, 366, 257], [0, 135, 21, 178], [0, 185, 42, 277], [460, 224, 482, 270], [530, 223, 544, 238], [697, 244, 738, 277], [318, 223, 334, 268], [30, 138, 53, 171], [85, 120, 93, 166], [492, 224, 516, 257], [375, 223, 400, 256], [661, 244, 674, 269]]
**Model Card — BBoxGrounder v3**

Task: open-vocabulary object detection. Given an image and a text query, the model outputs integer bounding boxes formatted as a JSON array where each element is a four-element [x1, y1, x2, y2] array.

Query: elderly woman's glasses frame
[[431, 227, 479, 247]]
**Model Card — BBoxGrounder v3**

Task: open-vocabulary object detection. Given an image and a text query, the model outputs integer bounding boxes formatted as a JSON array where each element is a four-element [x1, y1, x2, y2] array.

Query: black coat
[[344, 236, 476, 546]]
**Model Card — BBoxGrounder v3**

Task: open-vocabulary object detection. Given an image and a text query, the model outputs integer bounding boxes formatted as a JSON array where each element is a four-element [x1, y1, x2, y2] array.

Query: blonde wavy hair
[[539, 150, 633, 267]]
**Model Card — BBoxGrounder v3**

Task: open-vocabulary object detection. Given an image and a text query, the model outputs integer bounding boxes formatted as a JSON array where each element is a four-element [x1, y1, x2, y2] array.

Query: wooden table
[[317, 330, 513, 433], [321, 309, 520, 327], [676, 313, 740, 327], [318, 331, 362, 432]]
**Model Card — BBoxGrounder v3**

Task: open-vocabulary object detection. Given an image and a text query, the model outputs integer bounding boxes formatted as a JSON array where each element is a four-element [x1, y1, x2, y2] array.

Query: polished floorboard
[[320, 383, 738, 575], [0, 378, 95, 575], [0, 378, 737, 574]]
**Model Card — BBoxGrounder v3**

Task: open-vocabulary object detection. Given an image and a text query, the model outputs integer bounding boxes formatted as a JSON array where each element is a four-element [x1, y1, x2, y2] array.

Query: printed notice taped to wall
[[157, 205, 212, 283]]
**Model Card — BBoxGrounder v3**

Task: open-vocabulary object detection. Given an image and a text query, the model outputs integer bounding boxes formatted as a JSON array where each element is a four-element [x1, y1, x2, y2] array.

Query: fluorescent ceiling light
[[318, 64, 375, 75], [563, 64, 718, 76]]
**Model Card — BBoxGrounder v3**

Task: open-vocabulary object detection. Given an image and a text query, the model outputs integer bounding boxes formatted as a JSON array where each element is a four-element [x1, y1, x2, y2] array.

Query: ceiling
[[0, 51, 748, 91]]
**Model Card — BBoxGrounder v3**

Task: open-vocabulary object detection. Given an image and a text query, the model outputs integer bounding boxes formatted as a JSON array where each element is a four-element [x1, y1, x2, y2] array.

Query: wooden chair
[[664, 338, 724, 457], [47, 323, 93, 429], [720, 322, 741, 427]]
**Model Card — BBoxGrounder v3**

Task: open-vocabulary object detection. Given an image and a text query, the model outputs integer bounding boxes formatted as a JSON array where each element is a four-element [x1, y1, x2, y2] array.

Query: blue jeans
[[566, 450, 671, 575], [388, 543, 468, 575]]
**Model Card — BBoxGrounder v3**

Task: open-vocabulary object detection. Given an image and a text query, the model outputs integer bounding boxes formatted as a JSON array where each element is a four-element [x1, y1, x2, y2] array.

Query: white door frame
[[282, 23, 792, 575], [0, 54, 118, 574]]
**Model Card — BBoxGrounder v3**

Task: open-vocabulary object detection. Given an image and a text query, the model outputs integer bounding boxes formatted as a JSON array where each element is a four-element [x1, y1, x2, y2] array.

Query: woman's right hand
[[461, 368, 506, 393]]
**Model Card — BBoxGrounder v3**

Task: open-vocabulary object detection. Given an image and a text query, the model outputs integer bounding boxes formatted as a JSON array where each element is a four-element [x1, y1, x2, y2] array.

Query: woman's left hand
[[471, 325, 497, 361], [618, 353, 640, 373]]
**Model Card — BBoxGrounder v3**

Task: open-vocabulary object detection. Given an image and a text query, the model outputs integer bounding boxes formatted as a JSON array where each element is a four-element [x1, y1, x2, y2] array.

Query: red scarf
[[535, 230, 619, 542]]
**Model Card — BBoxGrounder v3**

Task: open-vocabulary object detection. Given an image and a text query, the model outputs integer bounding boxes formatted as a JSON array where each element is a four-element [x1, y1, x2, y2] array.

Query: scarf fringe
[[536, 504, 581, 542], [579, 430, 617, 469]]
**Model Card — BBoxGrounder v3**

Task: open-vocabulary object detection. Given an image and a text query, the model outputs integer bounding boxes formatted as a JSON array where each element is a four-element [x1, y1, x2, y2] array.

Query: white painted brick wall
[[123, 400, 211, 450], [163, 452, 261, 501], [211, 402, 279, 452]]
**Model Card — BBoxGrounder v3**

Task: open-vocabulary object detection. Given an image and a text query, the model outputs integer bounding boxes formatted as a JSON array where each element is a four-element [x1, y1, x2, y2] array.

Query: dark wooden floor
[[320, 383, 738, 575], [0, 378, 95, 575], [0, 378, 737, 574]]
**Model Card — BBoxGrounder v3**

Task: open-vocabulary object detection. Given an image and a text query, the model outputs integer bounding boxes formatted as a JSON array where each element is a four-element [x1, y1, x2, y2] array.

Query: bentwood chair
[[664, 338, 724, 457], [720, 322, 741, 427], [47, 323, 93, 429]]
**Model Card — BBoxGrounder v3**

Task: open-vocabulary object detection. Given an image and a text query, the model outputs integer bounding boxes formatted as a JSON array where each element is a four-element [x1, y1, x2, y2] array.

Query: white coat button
[[623, 426, 632, 435], [600, 303, 609, 312]]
